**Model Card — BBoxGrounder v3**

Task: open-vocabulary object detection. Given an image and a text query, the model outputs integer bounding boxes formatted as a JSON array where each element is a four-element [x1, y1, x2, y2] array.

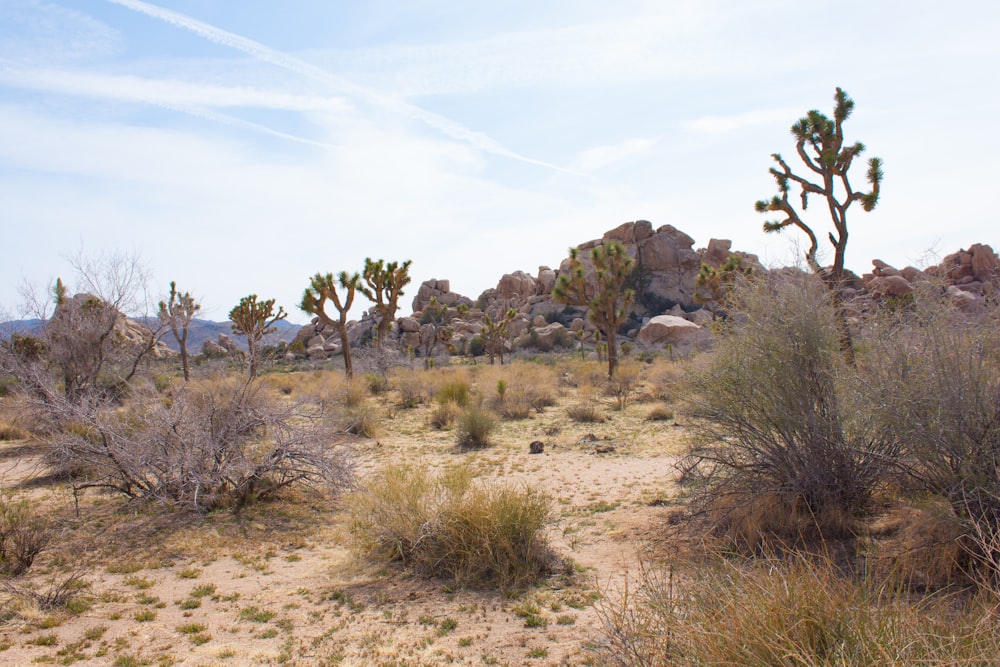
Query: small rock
[[529, 441, 544, 454]]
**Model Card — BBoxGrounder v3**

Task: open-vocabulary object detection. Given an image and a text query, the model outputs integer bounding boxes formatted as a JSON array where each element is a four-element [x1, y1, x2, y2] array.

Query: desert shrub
[[604, 361, 642, 410], [340, 403, 381, 438], [0, 494, 49, 575], [456, 406, 496, 448], [682, 274, 898, 543], [393, 368, 434, 408], [858, 289, 1000, 582], [44, 377, 354, 512], [566, 402, 607, 423], [598, 550, 1000, 667], [482, 363, 558, 419], [349, 465, 556, 590], [0, 419, 30, 441], [430, 400, 462, 430], [644, 404, 674, 422], [437, 379, 471, 407]]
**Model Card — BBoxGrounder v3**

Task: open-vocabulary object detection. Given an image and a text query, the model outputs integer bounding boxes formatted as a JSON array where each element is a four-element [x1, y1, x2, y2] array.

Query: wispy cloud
[[572, 137, 660, 172], [682, 108, 801, 134], [104, 0, 574, 173]]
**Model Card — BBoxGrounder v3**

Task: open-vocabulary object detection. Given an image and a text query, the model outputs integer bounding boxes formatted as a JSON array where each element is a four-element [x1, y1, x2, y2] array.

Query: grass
[[239, 606, 277, 623], [456, 406, 496, 449], [598, 549, 1000, 666], [349, 464, 556, 590]]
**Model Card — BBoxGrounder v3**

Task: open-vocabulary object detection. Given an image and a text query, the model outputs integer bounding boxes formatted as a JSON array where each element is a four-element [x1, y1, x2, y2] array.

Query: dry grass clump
[[430, 400, 462, 430], [644, 404, 674, 422], [392, 368, 435, 408], [599, 550, 1000, 666], [349, 464, 557, 590], [456, 406, 496, 449], [340, 403, 382, 438], [566, 402, 607, 423], [0, 418, 30, 441], [604, 362, 643, 411], [481, 363, 559, 419]]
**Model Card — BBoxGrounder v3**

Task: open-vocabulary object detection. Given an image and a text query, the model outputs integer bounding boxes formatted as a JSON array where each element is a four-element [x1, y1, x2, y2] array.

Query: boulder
[[498, 270, 537, 303], [636, 315, 703, 346], [533, 322, 568, 351], [398, 317, 420, 333]]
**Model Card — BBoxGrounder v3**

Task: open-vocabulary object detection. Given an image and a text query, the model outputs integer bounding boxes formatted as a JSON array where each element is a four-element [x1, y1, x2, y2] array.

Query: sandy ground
[[0, 369, 688, 666]]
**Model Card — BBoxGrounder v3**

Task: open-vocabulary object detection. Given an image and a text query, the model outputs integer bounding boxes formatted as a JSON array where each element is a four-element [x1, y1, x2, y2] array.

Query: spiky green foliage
[[552, 241, 635, 377], [480, 306, 517, 366], [158, 281, 201, 381], [229, 295, 286, 378], [755, 87, 883, 284], [416, 297, 453, 368], [695, 254, 753, 313], [302, 271, 361, 379], [359, 258, 412, 348]]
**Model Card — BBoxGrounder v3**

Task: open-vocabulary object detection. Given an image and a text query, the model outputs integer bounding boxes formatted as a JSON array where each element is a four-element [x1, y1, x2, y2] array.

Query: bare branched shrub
[[349, 465, 557, 590], [0, 494, 50, 576], [43, 377, 353, 512], [858, 289, 1000, 582], [683, 274, 898, 543], [392, 368, 434, 408], [2, 571, 89, 613]]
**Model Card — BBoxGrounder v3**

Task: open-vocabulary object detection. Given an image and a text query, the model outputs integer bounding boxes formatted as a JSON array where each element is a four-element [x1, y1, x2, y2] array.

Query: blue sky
[[2, 0, 998, 322]]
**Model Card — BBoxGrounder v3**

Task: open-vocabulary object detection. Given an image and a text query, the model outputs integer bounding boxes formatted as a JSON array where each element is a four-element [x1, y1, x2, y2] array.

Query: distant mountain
[[0, 317, 301, 353], [139, 318, 301, 353]]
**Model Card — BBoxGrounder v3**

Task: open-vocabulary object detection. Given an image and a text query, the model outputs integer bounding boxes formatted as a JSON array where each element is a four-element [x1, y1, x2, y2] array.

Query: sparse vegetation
[[349, 464, 556, 590]]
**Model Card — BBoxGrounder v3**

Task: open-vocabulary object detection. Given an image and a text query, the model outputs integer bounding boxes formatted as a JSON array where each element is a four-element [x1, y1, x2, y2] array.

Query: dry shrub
[[0, 420, 29, 442], [430, 400, 462, 430], [682, 274, 897, 541], [45, 376, 354, 512], [456, 406, 496, 449], [599, 550, 1000, 667], [566, 402, 607, 423], [868, 498, 965, 590], [482, 362, 558, 419], [349, 465, 556, 590], [646, 357, 696, 403], [437, 378, 472, 408], [340, 402, 381, 438], [858, 289, 1000, 584], [644, 404, 674, 422], [392, 368, 434, 408], [604, 361, 642, 410], [0, 494, 49, 575]]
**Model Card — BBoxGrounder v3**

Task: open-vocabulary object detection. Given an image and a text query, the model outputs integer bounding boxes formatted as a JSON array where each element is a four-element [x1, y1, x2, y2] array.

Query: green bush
[[437, 380, 471, 407], [349, 465, 556, 590], [456, 406, 496, 448]]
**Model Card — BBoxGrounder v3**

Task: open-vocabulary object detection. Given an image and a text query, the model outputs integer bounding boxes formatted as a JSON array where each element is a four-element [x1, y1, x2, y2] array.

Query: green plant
[[553, 241, 635, 377], [158, 281, 201, 382], [349, 464, 556, 590], [755, 87, 883, 360], [456, 406, 496, 449], [301, 271, 361, 380], [239, 606, 276, 623], [229, 294, 287, 378], [437, 380, 471, 407], [359, 258, 412, 348]]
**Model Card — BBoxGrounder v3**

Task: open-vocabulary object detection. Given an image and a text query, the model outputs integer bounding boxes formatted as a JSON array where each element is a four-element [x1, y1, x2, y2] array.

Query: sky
[[1, 0, 998, 323]]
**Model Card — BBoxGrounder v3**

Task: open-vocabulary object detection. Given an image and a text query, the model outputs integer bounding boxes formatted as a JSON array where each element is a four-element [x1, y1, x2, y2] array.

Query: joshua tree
[[553, 241, 635, 377], [158, 281, 200, 381], [301, 271, 361, 380], [229, 295, 286, 378], [694, 255, 753, 318], [418, 297, 454, 369], [480, 306, 517, 366], [755, 87, 883, 359], [359, 258, 412, 348]]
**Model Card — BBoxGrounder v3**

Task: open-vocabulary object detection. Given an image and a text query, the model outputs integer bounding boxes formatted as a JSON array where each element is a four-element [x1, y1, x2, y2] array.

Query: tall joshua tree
[[553, 241, 635, 377], [229, 295, 286, 378], [158, 281, 200, 381], [301, 271, 361, 379], [359, 258, 412, 348], [755, 87, 883, 359]]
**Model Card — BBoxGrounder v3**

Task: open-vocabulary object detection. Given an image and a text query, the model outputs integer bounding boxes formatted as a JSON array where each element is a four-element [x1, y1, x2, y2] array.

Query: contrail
[[105, 0, 579, 173]]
